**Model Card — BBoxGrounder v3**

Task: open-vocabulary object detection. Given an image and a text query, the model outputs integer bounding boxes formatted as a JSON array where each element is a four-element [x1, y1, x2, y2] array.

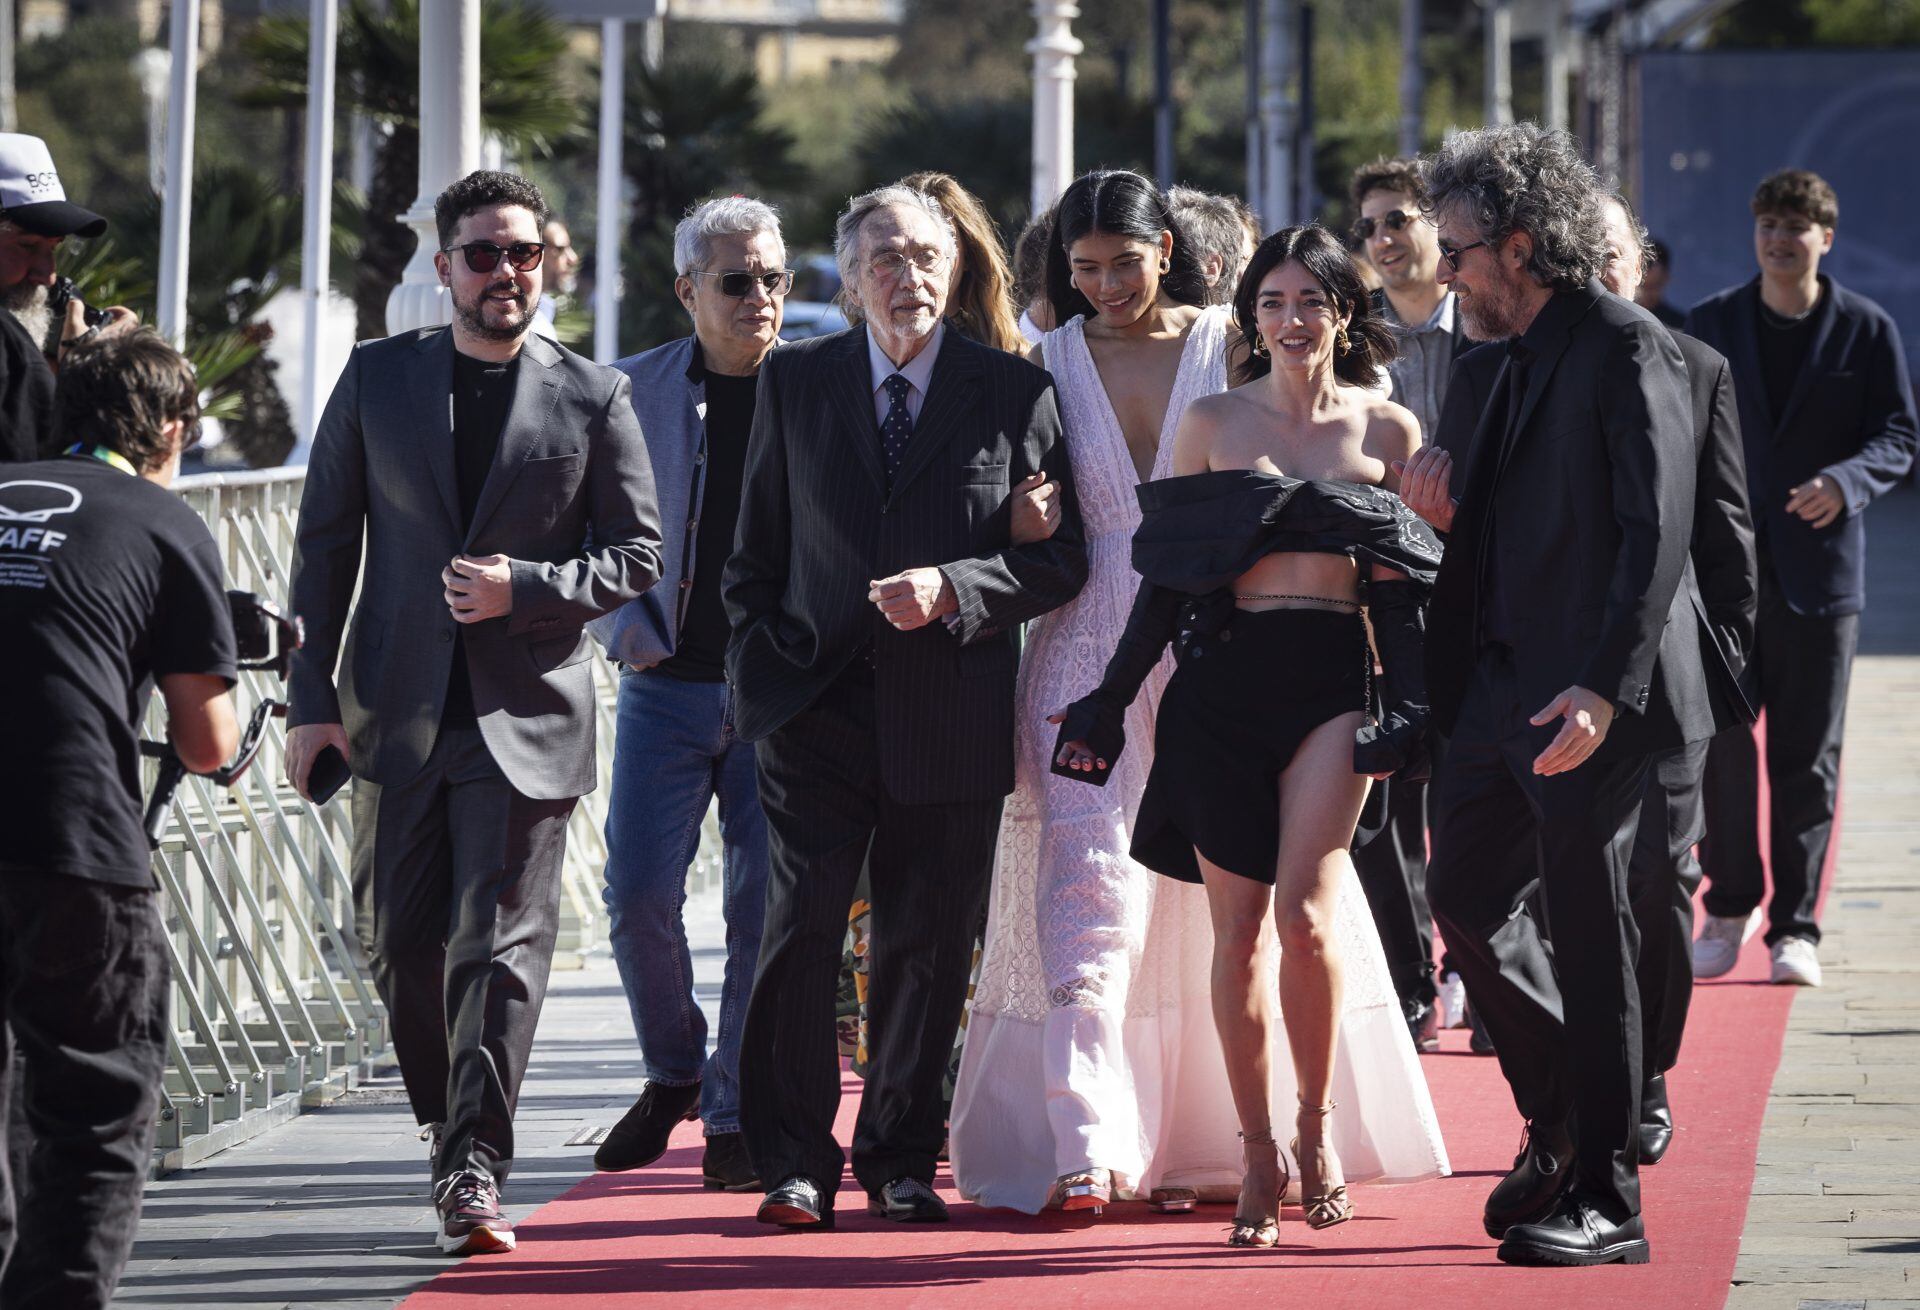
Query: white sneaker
[[1770, 936, 1823, 987], [1438, 971, 1469, 1029], [1691, 910, 1761, 979]]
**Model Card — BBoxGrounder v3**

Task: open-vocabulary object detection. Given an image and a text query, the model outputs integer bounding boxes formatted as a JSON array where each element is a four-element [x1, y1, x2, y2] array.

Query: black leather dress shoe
[[702, 1132, 762, 1192], [867, 1177, 950, 1223], [1639, 1071, 1674, 1165], [594, 1081, 701, 1172], [1497, 1193, 1650, 1266], [1405, 998, 1440, 1054], [1483, 1120, 1575, 1238], [758, 1175, 834, 1229]]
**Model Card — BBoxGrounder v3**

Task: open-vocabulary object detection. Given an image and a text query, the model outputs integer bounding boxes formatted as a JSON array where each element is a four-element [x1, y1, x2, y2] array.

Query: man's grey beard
[[3, 281, 53, 348]]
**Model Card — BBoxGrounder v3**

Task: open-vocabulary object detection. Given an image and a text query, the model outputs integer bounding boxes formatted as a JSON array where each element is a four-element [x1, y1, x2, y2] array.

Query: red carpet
[[404, 934, 1792, 1310]]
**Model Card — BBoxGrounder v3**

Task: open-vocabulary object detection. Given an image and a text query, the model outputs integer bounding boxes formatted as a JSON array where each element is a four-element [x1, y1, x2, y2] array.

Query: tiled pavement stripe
[[1728, 486, 1920, 1310]]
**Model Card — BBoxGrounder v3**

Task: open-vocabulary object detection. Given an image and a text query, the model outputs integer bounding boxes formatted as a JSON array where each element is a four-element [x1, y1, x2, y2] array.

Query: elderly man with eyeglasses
[[724, 185, 1087, 1230], [584, 195, 792, 1192]]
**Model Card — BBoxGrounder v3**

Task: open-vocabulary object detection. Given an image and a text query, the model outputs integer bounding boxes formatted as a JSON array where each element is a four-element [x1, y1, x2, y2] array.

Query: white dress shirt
[[867, 321, 945, 428]]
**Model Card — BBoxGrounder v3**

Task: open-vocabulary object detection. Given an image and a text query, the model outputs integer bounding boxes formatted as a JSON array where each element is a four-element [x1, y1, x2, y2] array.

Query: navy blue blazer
[[1684, 276, 1917, 618]]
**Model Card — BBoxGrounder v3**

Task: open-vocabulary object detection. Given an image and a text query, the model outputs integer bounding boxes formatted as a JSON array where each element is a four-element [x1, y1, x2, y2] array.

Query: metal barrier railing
[[153, 466, 689, 1170]]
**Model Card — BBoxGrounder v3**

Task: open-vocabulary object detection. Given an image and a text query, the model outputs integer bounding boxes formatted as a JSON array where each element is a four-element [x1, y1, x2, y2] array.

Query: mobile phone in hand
[[306, 744, 351, 805]]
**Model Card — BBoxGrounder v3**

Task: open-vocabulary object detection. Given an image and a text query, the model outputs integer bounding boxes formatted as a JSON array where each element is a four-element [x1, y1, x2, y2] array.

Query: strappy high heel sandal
[[1055, 1167, 1112, 1215], [1227, 1129, 1287, 1248], [1291, 1099, 1354, 1230]]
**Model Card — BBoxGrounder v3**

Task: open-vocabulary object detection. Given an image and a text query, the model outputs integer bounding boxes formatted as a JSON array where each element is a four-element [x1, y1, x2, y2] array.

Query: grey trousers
[[350, 724, 576, 1188]]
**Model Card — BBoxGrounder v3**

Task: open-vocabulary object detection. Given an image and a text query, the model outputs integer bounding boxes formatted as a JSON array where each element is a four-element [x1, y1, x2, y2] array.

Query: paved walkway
[[117, 489, 1920, 1310], [1729, 483, 1920, 1310]]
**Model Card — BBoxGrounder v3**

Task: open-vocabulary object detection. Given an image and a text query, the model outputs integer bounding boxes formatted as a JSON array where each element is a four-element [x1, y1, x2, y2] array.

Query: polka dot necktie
[[880, 373, 913, 485]]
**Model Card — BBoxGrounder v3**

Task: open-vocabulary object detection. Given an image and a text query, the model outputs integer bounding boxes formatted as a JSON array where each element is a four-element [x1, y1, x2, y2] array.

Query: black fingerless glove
[[1354, 578, 1432, 781], [1053, 580, 1183, 786]]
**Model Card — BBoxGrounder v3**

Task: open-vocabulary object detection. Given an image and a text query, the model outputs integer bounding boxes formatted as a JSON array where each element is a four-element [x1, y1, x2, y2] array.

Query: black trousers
[[350, 724, 576, 1189], [741, 673, 1001, 1197], [1629, 739, 1709, 1075], [1700, 575, 1858, 946], [1428, 647, 1650, 1220], [0, 873, 168, 1310], [1351, 778, 1437, 1008]]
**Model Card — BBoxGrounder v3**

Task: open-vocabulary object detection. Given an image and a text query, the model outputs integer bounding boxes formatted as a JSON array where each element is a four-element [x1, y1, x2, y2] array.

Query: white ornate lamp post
[[385, 0, 481, 336], [1028, 0, 1081, 218]]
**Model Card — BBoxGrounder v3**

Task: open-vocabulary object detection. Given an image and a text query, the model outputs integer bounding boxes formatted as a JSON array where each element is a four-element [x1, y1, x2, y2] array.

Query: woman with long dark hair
[[1051, 225, 1449, 1246], [950, 170, 1233, 1217]]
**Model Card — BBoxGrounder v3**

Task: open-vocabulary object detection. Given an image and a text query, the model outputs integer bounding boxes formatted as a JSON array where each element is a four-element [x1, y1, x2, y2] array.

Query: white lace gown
[[949, 307, 1450, 1214]]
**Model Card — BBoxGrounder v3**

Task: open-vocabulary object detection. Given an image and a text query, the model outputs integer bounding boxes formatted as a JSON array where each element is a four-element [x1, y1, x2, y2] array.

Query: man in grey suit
[[725, 186, 1087, 1230], [285, 170, 662, 1256]]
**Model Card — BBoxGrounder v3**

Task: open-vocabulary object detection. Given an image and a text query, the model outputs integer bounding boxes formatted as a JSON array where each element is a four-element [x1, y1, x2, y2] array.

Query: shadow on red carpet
[[402, 923, 1791, 1309]]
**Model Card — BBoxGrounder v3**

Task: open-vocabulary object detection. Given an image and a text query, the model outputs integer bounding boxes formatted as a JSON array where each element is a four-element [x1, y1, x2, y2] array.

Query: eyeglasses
[[443, 241, 546, 274], [868, 248, 949, 279], [1437, 238, 1490, 273], [689, 268, 795, 298], [1351, 209, 1420, 243]]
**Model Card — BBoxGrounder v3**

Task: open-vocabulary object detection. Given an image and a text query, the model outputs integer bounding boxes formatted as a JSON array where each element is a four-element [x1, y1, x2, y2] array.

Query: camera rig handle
[[141, 591, 303, 851]]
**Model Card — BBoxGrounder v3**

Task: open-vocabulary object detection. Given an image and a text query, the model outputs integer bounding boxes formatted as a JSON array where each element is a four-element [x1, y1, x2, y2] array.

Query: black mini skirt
[[1131, 606, 1369, 886]]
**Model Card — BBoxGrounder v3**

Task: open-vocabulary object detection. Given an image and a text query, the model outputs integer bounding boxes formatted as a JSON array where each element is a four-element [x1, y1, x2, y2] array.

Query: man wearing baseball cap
[[2, 132, 134, 463]]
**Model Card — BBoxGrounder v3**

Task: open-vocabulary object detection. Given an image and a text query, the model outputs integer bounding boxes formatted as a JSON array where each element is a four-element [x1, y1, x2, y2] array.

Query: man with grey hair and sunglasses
[[726, 184, 1087, 1230], [585, 195, 791, 1192], [1397, 124, 1710, 1267]]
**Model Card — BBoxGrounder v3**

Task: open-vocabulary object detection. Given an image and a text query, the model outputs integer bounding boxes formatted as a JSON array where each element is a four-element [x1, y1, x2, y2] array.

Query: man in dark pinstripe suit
[[724, 186, 1088, 1229]]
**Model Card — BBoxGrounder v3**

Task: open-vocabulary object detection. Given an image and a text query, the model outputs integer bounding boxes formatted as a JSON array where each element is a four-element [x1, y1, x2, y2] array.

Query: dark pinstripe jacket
[[723, 325, 1088, 805]]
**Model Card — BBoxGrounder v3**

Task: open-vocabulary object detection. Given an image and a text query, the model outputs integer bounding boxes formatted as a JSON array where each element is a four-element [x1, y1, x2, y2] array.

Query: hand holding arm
[[1391, 447, 1457, 533]]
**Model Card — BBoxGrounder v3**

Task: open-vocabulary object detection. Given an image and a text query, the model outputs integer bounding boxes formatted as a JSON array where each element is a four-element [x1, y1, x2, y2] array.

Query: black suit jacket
[[723, 325, 1089, 805], [1685, 275, 1917, 618], [1427, 281, 1711, 757], [1441, 321, 1758, 738]]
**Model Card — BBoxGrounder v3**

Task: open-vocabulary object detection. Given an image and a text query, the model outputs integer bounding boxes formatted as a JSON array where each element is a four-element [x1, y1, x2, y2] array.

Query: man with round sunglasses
[[586, 195, 791, 1195], [1343, 157, 1471, 1059], [286, 169, 662, 1257]]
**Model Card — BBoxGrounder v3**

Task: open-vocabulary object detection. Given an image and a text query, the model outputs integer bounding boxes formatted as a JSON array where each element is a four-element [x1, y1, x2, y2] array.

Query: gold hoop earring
[[1160, 258, 1171, 274], [1252, 332, 1268, 358], [1337, 327, 1351, 354]]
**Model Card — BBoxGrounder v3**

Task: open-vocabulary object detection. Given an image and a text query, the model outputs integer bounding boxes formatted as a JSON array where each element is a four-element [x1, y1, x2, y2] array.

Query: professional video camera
[[140, 591, 303, 849]]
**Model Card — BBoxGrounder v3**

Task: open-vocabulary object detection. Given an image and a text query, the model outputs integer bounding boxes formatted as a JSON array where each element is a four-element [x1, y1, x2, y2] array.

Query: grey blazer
[[289, 326, 663, 800], [587, 334, 708, 669]]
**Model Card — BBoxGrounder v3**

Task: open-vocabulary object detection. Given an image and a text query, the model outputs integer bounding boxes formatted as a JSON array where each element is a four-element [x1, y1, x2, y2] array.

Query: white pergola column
[[1399, 0, 1424, 156], [1543, 0, 1570, 134], [1484, 0, 1514, 128], [1258, 0, 1294, 229], [298, 0, 338, 440], [385, 0, 481, 336], [1028, 0, 1081, 218], [593, 18, 624, 365], [156, 0, 201, 347]]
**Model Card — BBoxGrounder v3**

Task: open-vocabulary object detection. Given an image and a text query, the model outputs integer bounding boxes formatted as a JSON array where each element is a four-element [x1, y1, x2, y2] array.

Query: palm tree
[[240, 0, 579, 341], [617, 52, 803, 351]]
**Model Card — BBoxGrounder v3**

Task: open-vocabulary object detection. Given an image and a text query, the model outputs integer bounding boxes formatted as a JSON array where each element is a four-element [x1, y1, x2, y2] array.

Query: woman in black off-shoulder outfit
[[1054, 226, 1446, 1248]]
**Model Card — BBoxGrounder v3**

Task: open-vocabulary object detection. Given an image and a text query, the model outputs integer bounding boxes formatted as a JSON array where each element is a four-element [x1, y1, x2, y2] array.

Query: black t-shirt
[[444, 351, 517, 722], [0, 310, 55, 463], [655, 366, 757, 683], [0, 458, 237, 887], [1758, 299, 1816, 420]]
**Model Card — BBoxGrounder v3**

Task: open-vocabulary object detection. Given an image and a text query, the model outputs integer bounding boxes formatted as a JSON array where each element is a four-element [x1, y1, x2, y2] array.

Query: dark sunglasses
[[443, 241, 546, 274], [1437, 238, 1490, 273], [1351, 209, 1419, 243], [689, 268, 794, 298]]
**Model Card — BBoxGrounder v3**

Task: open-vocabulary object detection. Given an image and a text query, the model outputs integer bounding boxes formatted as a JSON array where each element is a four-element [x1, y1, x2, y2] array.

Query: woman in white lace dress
[[951, 171, 1233, 1214], [951, 186, 1450, 1222]]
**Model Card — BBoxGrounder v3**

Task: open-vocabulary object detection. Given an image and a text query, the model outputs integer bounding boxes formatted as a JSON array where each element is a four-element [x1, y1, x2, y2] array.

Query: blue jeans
[[603, 669, 768, 1136]]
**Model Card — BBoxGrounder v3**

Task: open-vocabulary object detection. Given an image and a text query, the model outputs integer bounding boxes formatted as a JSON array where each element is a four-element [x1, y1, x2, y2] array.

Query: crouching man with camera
[[0, 330, 238, 1308]]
